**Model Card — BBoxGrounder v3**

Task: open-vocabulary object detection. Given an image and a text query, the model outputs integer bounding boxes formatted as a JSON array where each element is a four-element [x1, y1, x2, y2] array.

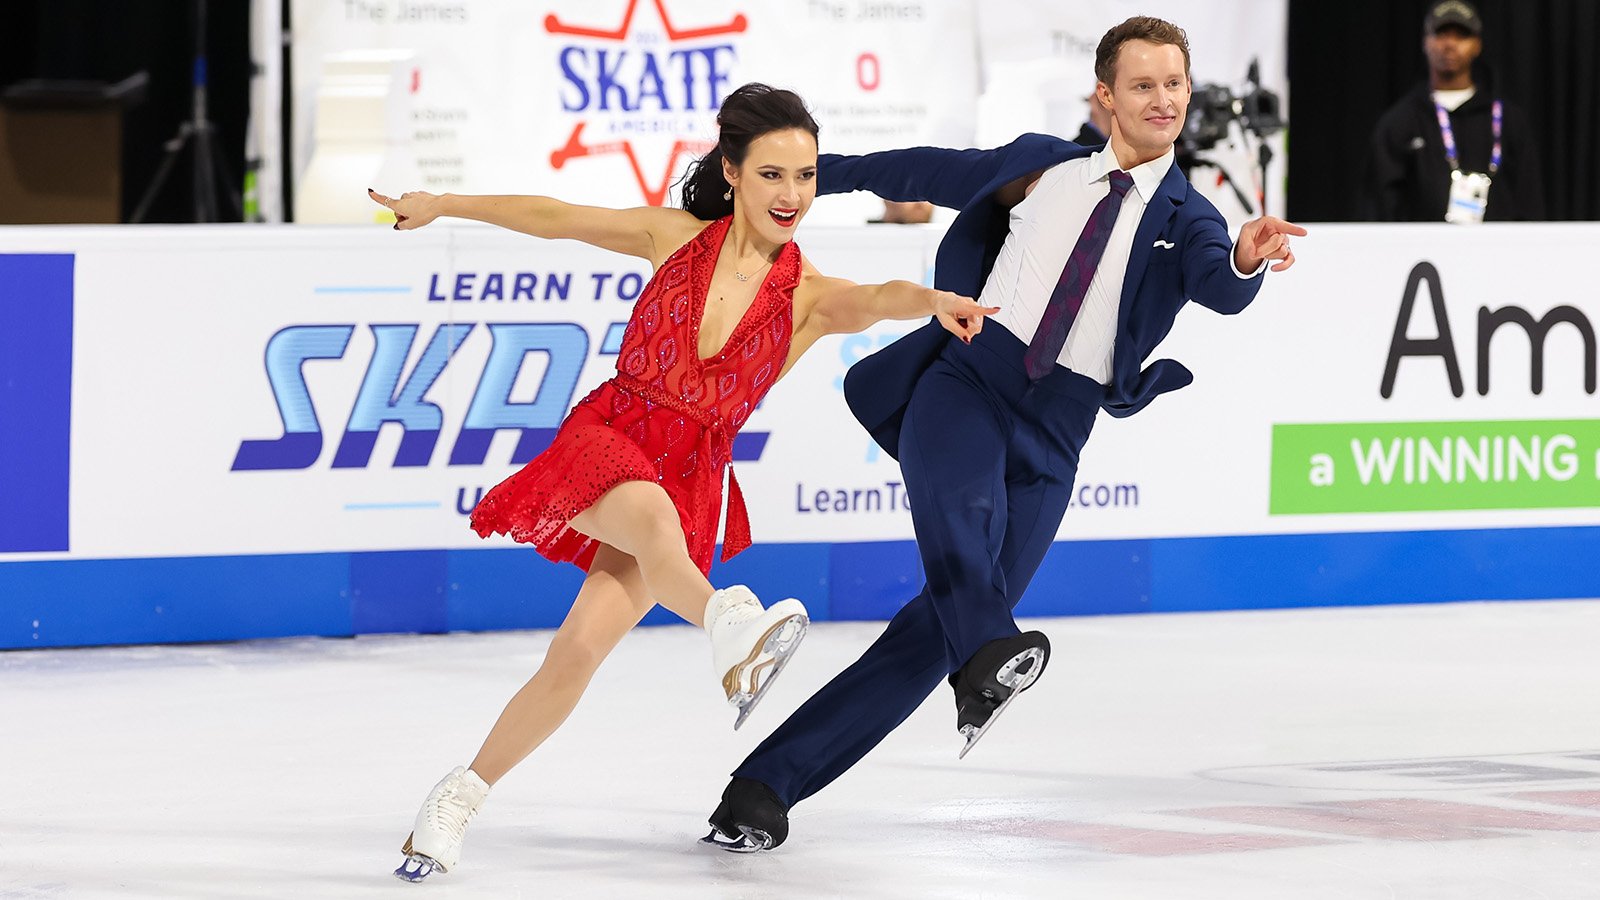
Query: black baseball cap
[[1424, 0, 1483, 36]]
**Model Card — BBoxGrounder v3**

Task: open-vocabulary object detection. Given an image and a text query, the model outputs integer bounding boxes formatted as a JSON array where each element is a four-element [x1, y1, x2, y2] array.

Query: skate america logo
[[547, 0, 744, 205], [231, 319, 771, 472]]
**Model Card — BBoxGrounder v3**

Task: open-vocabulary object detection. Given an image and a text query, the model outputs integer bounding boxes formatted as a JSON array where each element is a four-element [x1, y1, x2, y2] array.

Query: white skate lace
[[426, 780, 479, 844], [713, 596, 764, 634]]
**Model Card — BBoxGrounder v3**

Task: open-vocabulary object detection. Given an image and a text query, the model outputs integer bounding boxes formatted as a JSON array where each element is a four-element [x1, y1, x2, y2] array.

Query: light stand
[[131, 0, 242, 223]]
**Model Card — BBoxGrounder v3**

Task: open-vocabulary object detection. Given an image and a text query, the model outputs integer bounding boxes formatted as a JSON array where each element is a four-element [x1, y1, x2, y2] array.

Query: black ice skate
[[951, 631, 1050, 758], [700, 777, 789, 852]]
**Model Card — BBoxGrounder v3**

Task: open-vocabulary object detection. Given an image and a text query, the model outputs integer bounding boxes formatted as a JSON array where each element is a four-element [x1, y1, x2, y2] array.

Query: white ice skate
[[705, 586, 808, 729], [394, 766, 490, 883]]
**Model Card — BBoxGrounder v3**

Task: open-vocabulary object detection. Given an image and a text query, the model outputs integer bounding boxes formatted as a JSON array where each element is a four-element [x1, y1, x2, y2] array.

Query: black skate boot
[[951, 631, 1050, 758], [700, 777, 789, 852]]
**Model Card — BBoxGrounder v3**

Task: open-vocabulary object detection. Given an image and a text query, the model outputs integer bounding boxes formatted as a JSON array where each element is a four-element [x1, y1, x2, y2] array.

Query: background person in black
[[1362, 0, 1544, 221], [1072, 83, 1112, 147]]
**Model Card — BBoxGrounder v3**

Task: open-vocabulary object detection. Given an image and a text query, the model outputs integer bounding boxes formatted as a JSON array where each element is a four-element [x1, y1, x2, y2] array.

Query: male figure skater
[[705, 16, 1305, 851]]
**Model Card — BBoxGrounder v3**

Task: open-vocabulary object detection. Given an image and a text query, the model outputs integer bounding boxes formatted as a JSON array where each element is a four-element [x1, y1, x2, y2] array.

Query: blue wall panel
[[0, 553, 350, 647], [350, 550, 450, 635], [4, 525, 1597, 650], [0, 254, 74, 553]]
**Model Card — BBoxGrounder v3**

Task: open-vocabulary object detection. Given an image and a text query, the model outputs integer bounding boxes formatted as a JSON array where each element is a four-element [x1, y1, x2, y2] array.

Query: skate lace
[[714, 596, 763, 632], [427, 781, 479, 843]]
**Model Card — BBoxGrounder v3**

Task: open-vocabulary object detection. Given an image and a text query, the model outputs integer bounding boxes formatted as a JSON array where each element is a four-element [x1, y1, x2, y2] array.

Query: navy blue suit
[[733, 134, 1265, 809]]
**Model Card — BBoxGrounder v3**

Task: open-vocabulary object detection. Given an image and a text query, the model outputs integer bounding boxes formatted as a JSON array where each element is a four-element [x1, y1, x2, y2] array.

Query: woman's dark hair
[[678, 83, 820, 220]]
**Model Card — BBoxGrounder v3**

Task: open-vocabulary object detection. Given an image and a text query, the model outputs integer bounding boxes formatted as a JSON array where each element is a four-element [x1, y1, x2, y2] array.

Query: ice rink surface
[[5, 599, 1600, 899]]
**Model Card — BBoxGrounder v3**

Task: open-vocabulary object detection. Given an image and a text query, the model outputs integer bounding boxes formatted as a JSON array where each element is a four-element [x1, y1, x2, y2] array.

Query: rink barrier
[[5, 223, 1600, 650], [4, 524, 1597, 649]]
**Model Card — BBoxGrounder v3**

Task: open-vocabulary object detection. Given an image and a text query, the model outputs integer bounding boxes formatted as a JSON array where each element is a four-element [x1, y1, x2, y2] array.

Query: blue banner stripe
[[0, 254, 73, 552], [312, 286, 412, 295], [3, 526, 1597, 649]]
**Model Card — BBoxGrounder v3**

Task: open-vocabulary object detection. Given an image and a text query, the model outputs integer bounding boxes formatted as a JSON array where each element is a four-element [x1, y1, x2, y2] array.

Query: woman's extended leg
[[570, 479, 808, 727], [468, 544, 654, 785], [568, 479, 715, 625], [398, 544, 654, 881]]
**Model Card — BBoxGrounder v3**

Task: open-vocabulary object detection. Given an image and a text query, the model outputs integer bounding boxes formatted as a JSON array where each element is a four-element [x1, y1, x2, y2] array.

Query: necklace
[[732, 258, 770, 283]]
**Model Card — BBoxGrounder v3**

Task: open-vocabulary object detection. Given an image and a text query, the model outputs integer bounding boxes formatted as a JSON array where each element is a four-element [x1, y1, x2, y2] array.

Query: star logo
[[546, 0, 748, 206]]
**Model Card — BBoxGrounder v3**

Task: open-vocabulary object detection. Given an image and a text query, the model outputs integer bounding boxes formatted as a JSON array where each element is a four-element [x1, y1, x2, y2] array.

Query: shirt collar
[[1087, 144, 1175, 202]]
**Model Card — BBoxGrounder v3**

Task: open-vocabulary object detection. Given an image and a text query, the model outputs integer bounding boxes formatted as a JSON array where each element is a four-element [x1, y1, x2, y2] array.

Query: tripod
[[131, 0, 241, 223], [1239, 58, 1282, 216]]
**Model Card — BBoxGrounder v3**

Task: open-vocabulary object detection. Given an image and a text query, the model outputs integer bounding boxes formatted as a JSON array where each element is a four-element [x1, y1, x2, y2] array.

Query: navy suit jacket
[[828, 133, 1264, 459]]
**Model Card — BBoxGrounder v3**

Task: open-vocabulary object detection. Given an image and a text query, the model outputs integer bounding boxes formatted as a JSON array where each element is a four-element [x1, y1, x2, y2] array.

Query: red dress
[[469, 216, 799, 575]]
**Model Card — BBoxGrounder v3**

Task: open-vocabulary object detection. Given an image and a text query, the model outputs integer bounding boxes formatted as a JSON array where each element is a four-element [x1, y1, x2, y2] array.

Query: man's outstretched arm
[[818, 143, 1019, 210]]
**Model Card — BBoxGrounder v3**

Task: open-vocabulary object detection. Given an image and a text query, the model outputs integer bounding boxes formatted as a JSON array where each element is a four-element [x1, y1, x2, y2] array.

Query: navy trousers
[[734, 323, 1099, 808]]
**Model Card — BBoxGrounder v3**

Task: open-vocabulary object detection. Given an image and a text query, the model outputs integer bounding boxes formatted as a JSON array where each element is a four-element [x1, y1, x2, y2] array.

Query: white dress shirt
[[981, 145, 1259, 385]]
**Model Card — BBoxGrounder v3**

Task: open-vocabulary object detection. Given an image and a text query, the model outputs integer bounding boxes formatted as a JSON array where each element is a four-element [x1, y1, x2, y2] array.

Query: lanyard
[[1435, 99, 1502, 176]]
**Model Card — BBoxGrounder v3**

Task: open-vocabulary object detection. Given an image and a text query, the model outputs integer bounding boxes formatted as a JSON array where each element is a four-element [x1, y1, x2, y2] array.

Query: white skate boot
[[705, 586, 808, 730], [394, 766, 490, 882]]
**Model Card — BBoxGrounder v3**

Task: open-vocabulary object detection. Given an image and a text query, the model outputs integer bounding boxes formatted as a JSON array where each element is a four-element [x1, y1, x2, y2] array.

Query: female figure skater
[[368, 83, 997, 881]]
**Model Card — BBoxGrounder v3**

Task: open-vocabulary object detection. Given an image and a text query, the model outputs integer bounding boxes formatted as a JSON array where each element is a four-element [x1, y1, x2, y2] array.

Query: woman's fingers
[[939, 311, 976, 344], [369, 188, 421, 230], [934, 293, 999, 345], [949, 293, 999, 318]]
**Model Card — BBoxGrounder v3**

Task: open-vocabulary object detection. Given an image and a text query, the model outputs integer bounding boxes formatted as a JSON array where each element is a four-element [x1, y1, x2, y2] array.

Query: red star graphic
[[549, 123, 714, 207], [545, 0, 746, 41]]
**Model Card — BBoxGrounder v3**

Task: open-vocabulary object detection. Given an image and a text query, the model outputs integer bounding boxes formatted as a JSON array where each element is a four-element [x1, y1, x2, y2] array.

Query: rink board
[[2, 223, 1598, 647]]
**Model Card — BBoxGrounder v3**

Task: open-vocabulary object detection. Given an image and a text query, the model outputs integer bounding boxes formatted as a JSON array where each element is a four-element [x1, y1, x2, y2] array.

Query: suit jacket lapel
[[1119, 163, 1186, 319]]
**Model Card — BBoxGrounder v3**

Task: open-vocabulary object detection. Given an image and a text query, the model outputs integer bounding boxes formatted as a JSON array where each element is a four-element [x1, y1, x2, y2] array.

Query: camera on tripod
[[1179, 58, 1283, 214], [1182, 59, 1283, 154]]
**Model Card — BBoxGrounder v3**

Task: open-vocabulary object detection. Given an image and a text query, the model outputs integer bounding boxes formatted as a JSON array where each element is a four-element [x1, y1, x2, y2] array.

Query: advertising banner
[[0, 222, 934, 562]]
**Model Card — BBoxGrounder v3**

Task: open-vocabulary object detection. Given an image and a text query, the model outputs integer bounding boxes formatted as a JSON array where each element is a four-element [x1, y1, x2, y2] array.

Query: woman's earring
[[723, 187, 733, 201]]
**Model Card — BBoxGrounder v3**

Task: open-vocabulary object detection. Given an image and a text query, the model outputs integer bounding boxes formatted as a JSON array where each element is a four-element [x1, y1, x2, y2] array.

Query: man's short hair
[[1094, 16, 1192, 86]]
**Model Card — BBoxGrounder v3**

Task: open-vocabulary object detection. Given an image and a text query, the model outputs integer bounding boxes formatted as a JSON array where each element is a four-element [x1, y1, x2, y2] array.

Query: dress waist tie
[[612, 375, 752, 561]]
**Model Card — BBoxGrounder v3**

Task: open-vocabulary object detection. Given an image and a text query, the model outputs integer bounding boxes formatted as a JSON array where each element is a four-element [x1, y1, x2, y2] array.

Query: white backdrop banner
[[282, 1, 1285, 225], [288, 0, 980, 223]]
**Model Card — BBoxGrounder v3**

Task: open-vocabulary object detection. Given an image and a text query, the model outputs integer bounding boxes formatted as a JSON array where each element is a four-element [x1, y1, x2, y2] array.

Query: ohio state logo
[[547, 0, 746, 205]]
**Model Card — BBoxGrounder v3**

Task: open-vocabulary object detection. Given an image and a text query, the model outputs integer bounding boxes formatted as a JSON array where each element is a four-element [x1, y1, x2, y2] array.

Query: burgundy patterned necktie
[[1023, 169, 1134, 381]]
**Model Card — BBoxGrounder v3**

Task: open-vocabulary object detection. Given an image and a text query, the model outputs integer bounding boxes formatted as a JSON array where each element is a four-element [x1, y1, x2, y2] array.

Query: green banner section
[[1271, 419, 1600, 514]]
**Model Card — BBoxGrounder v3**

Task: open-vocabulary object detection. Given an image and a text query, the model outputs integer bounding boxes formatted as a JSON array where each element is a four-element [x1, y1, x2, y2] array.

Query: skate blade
[[958, 687, 1020, 759], [730, 615, 808, 731], [957, 646, 1046, 759], [394, 852, 442, 882], [1000, 646, 1047, 693], [700, 825, 773, 853]]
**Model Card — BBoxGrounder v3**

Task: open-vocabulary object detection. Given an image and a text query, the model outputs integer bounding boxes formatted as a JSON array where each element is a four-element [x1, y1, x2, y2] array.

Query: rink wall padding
[[4, 525, 1597, 649]]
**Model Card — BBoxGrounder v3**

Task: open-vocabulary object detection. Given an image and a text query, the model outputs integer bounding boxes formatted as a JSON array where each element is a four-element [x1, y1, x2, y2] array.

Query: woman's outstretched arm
[[368, 189, 702, 264], [785, 263, 1000, 368]]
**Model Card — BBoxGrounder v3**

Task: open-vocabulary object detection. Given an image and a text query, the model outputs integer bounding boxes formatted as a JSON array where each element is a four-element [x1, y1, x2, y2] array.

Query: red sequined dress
[[469, 216, 799, 575]]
